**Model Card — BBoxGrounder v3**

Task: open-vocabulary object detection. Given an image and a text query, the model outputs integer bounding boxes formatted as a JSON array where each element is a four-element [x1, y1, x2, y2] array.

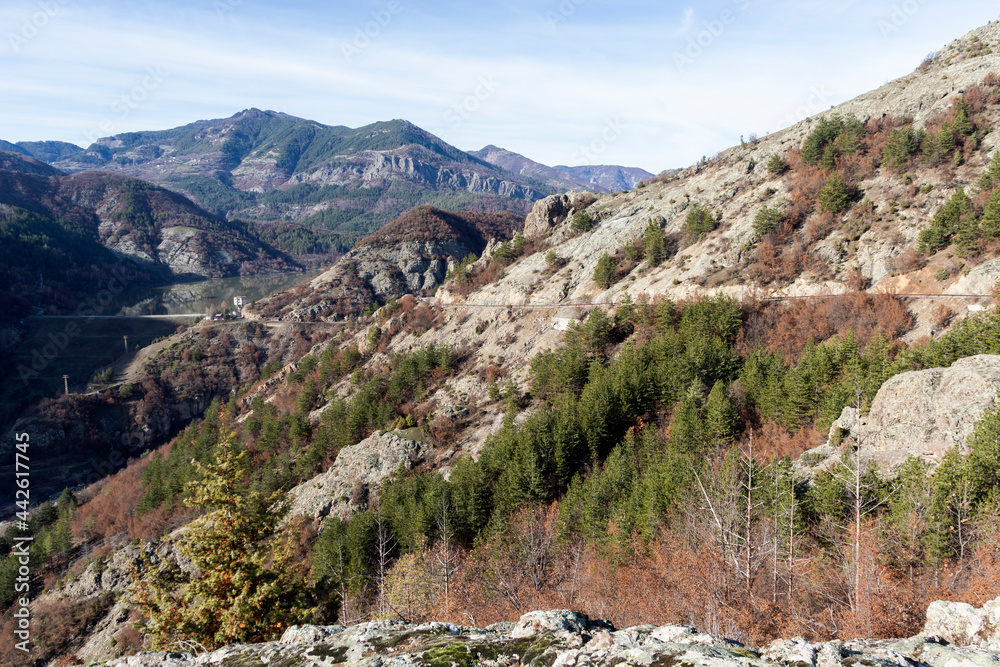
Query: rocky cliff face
[[286, 430, 431, 521], [804, 355, 1000, 472], [0, 165, 297, 280], [100, 604, 1000, 667], [246, 206, 523, 321]]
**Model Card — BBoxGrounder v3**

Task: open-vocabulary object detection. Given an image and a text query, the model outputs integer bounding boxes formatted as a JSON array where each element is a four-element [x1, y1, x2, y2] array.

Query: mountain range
[[7, 111, 653, 241]]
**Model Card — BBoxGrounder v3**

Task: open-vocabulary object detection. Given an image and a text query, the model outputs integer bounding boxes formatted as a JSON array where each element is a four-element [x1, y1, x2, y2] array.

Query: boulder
[[285, 430, 431, 521], [924, 596, 1000, 649], [511, 610, 594, 638], [826, 355, 1000, 467], [523, 194, 571, 239]]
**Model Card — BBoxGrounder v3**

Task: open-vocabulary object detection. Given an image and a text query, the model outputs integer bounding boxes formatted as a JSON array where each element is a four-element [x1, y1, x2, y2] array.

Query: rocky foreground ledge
[[104, 600, 1000, 667]]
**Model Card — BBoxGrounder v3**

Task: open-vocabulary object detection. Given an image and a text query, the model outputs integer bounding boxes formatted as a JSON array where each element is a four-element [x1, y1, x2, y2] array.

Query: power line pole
[[124, 335, 129, 355], [63, 375, 69, 395]]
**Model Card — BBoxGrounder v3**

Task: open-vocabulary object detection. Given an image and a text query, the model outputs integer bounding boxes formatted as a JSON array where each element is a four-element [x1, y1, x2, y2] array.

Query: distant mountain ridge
[[0, 150, 298, 306], [14, 110, 544, 240], [552, 164, 655, 192], [470, 145, 609, 192], [11, 111, 658, 245]]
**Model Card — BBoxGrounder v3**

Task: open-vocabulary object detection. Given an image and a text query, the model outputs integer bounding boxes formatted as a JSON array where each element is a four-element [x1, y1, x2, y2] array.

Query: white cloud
[[673, 7, 695, 36]]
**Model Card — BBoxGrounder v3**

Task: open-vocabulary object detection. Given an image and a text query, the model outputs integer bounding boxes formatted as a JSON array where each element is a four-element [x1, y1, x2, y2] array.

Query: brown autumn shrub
[[738, 292, 912, 362], [846, 266, 868, 291], [932, 304, 954, 329], [886, 247, 925, 275], [753, 422, 823, 461]]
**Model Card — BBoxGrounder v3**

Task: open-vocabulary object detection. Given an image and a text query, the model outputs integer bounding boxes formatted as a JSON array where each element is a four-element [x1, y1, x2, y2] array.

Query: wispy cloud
[[2, 0, 1000, 172], [674, 7, 695, 36]]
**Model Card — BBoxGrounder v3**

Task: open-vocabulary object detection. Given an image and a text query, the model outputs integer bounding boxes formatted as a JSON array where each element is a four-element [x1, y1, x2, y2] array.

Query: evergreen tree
[[981, 188, 1000, 241], [593, 252, 617, 289], [978, 151, 1000, 191], [818, 174, 854, 214], [643, 220, 667, 265], [882, 126, 919, 171], [753, 205, 783, 238], [132, 431, 316, 649], [705, 380, 739, 446]]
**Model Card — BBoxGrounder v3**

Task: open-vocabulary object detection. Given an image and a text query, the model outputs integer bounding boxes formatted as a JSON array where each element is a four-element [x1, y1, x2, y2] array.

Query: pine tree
[[978, 151, 1000, 191], [643, 220, 667, 265], [131, 430, 315, 650], [593, 252, 617, 289], [981, 189, 1000, 241], [705, 380, 739, 446]]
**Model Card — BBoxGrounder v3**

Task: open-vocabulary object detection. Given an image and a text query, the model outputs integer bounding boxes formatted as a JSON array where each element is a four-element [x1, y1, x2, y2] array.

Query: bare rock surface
[[103, 605, 1000, 667], [924, 597, 1000, 650], [286, 430, 431, 521], [819, 355, 1000, 470]]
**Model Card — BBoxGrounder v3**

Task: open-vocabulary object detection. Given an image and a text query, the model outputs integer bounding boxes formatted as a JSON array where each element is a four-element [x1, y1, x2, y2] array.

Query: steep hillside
[[0, 166, 298, 283], [247, 205, 523, 321], [14, 140, 83, 162], [39, 110, 545, 238]]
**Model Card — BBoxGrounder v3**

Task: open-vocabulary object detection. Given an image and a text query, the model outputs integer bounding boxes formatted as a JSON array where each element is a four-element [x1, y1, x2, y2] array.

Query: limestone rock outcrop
[[924, 596, 1000, 650], [103, 606, 1000, 667], [523, 193, 571, 239], [825, 355, 1000, 469], [286, 430, 431, 521]]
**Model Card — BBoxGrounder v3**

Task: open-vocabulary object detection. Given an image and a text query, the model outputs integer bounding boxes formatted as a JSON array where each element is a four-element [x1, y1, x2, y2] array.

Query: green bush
[[766, 154, 789, 175], [571, 211, 593, 232], [683, 204, 718, 238], [752, 205, 783, 237], [817, 175, 854, 213]]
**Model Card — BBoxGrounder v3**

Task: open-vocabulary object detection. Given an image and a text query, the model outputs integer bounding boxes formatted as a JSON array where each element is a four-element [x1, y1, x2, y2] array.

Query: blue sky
[[1, 0, 999, 173]]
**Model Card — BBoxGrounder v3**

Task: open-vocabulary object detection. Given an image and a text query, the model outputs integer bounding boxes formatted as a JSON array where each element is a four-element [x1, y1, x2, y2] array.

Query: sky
[[1, 1, 999, 174]]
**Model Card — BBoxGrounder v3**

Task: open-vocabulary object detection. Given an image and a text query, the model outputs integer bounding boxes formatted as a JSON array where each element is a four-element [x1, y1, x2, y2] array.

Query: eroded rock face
[[826, 355, 1000, 468], [102, 607, 1000, 667], [523, 194, 571, 239], [924, 596, 1000, 650], [286, 430, 431, 521]]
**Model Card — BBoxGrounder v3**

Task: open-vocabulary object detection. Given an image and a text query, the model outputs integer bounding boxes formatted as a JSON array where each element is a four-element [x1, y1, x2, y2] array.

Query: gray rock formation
[[824, 355, 1000, 469], [102, 607, 1000, 667], [924, 596, 1000, 650], [286, 430, 431, 521], [523, 193, 572, 239]]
